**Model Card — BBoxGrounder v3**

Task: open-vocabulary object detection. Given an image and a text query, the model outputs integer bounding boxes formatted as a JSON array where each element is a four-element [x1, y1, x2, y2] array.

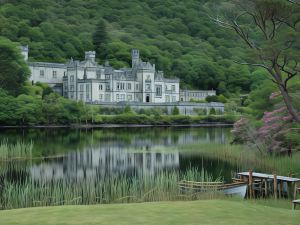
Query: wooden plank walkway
[[237, 172, 300, 182], [237, 171, 300, 200]]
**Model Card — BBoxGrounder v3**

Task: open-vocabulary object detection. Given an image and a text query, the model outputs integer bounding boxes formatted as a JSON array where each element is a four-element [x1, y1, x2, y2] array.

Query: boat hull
[[223, 184, 248, 198]]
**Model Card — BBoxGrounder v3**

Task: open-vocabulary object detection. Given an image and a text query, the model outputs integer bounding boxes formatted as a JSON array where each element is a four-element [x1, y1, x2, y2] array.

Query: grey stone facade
[[21, 46, 224, 113]]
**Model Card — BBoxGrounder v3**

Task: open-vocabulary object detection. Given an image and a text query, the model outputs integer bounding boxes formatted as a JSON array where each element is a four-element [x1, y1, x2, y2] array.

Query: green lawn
[[0, 200, 299, 225]]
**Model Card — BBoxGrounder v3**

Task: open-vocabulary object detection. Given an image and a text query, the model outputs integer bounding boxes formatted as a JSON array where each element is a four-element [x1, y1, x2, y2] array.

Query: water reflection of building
[[30, 147, 179, 181]]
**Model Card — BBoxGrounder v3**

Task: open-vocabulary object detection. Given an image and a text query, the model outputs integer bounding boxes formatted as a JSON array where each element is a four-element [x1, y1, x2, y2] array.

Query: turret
[[131, 49, 140, 67], [85, 51, 96, 62]]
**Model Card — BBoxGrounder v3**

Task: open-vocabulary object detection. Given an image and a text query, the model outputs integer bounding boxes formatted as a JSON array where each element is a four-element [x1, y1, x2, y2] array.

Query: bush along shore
[[0, 89, 238, 127], [0, 114, 238, 128]]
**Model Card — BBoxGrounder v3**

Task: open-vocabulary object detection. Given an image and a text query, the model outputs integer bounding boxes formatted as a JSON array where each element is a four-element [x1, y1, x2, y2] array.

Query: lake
[[0, 127, 239, 180], [0, 127, 243, 209]]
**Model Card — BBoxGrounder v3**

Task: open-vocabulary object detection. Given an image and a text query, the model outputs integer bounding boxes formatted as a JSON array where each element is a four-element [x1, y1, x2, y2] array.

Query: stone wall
[[90, 102, 224, 115]]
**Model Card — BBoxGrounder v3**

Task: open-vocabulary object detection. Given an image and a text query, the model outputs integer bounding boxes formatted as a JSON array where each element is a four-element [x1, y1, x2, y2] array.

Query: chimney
[[20, 45, 29, 61]]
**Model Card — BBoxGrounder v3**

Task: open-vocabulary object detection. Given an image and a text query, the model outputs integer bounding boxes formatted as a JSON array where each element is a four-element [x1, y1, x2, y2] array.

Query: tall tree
[[0, 37, 30, 96], [92, 19, 108, 58], [211, 0, 300, 122]]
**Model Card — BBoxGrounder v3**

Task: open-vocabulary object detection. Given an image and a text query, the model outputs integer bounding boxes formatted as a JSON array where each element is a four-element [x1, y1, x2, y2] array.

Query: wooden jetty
[[236, 171, 300, 204]]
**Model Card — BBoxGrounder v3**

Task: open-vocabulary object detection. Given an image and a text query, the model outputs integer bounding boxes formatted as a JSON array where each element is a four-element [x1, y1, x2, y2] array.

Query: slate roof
[[28, 62, 66, 68]]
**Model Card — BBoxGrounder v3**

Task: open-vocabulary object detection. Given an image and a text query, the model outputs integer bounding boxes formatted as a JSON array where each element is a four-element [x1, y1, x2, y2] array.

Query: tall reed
[[0, 140, 33, 160], [0, 167, 222, 210]]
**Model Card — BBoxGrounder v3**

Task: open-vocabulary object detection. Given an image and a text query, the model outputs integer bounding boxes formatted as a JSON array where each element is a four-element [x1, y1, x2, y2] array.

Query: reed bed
[[0, 167, 222, 210], [183, 143, 300, 176], [0, 140, 33, 160]]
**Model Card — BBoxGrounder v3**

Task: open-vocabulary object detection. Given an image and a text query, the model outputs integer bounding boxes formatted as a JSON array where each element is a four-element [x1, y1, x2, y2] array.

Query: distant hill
[[0, 0, 264, 93]]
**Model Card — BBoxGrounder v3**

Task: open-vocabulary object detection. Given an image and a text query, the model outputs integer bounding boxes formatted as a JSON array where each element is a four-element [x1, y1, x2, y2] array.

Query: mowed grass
[[0, 200, 299, 225]]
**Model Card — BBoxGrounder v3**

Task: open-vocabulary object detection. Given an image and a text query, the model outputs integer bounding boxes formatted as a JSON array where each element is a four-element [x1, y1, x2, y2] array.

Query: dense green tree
[[0, 37, 30, 96], [93, 19, 108, 59]]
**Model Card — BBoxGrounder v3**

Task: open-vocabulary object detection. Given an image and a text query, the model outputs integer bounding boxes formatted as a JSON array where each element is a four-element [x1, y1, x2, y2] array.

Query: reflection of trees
[[0, 127, 231, 157]]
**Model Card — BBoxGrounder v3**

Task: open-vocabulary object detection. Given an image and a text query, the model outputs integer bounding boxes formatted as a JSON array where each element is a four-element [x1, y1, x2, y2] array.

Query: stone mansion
[[21, 46, 216, 104]]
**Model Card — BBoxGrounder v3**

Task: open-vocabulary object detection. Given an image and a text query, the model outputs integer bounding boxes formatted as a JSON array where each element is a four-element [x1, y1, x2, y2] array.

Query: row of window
[[166, 85, 176, 92], [165, 95, 177, 102], [117, 82, 135, 90], [116, 94, 133, 101], [187, 92, 210, 97], [39, 70, 57, 79], [99, 94, 111, 101]]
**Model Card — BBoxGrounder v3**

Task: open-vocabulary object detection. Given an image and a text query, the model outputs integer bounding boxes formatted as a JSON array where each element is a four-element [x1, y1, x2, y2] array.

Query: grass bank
[[0, 200, 299, 225]]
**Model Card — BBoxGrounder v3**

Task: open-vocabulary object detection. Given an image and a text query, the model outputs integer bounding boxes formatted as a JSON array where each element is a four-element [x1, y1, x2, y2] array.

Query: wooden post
[[273, 173, 277, 200], [260, 178, 263, 196], [264, 179, 268, 198], [249, 170, 253, 199], [279, 181, 284, 199], [293, 183, 298, 200]]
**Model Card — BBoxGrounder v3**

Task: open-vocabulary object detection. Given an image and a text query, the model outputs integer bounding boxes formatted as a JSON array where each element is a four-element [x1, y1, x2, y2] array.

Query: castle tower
[[20, 45, 28, 61], [131, 49, 140, 67], [85, 51, 96, 62]]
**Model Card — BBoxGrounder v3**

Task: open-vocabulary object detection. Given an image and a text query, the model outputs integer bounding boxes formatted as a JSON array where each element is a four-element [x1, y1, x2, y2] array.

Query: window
[[70, 85, 74, 91], [86, 84, 89, 92], [99, 84, 103, 90], [80, 84, 83, 92], [40, 70, 44, 77], [97, 71, 101, 79], [172, 96, 176, 102], [106, 84, 110, 91], [136, 84, 139, 90], [105, 94, 110, 102], [172, 85, 175, 92], [127, 95, 132, 101], [127, 83, 131, 90], [166, 95, 170, 102], [105, 75, 110, 80], [156, 85, 162, 97], [121, 94, 125, 101], [116, 94, 119, 101], [120, 83, 125, 90], [53, 71, 57, 78], [165, 85, 168, 91], [80, 94, 84, 100], [70, 75, 74, 82], [146, 84, 151, 91], [86, 93, 89, 100], [117, 82, 125, 90], [99, 94, 103, 100]]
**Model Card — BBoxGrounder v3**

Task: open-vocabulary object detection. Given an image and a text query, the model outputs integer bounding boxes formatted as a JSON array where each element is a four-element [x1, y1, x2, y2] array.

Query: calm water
[[0, 127, 240, 182]]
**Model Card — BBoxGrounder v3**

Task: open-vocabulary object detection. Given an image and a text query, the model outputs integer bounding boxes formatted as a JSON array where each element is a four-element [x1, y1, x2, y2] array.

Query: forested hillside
[[0, 0, 265, 94]]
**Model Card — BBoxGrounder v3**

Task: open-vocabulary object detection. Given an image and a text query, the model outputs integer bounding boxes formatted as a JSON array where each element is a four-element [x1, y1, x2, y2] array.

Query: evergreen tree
[[0, 37, 30, 96], [92, 19, 108, 58]]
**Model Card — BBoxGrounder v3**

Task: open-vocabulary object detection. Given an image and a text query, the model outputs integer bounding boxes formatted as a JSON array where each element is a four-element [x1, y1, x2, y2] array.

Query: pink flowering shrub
[[232, 91, 295, 154], [258, 106, 292, 153]]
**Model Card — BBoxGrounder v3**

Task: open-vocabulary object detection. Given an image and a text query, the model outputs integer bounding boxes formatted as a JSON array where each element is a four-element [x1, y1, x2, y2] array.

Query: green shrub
[[209, 108, 216, 115], [172, 106, 180, 115]]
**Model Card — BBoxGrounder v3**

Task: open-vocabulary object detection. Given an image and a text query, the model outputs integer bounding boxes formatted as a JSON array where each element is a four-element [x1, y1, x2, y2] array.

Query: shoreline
[[0, 123, 233, 129]]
